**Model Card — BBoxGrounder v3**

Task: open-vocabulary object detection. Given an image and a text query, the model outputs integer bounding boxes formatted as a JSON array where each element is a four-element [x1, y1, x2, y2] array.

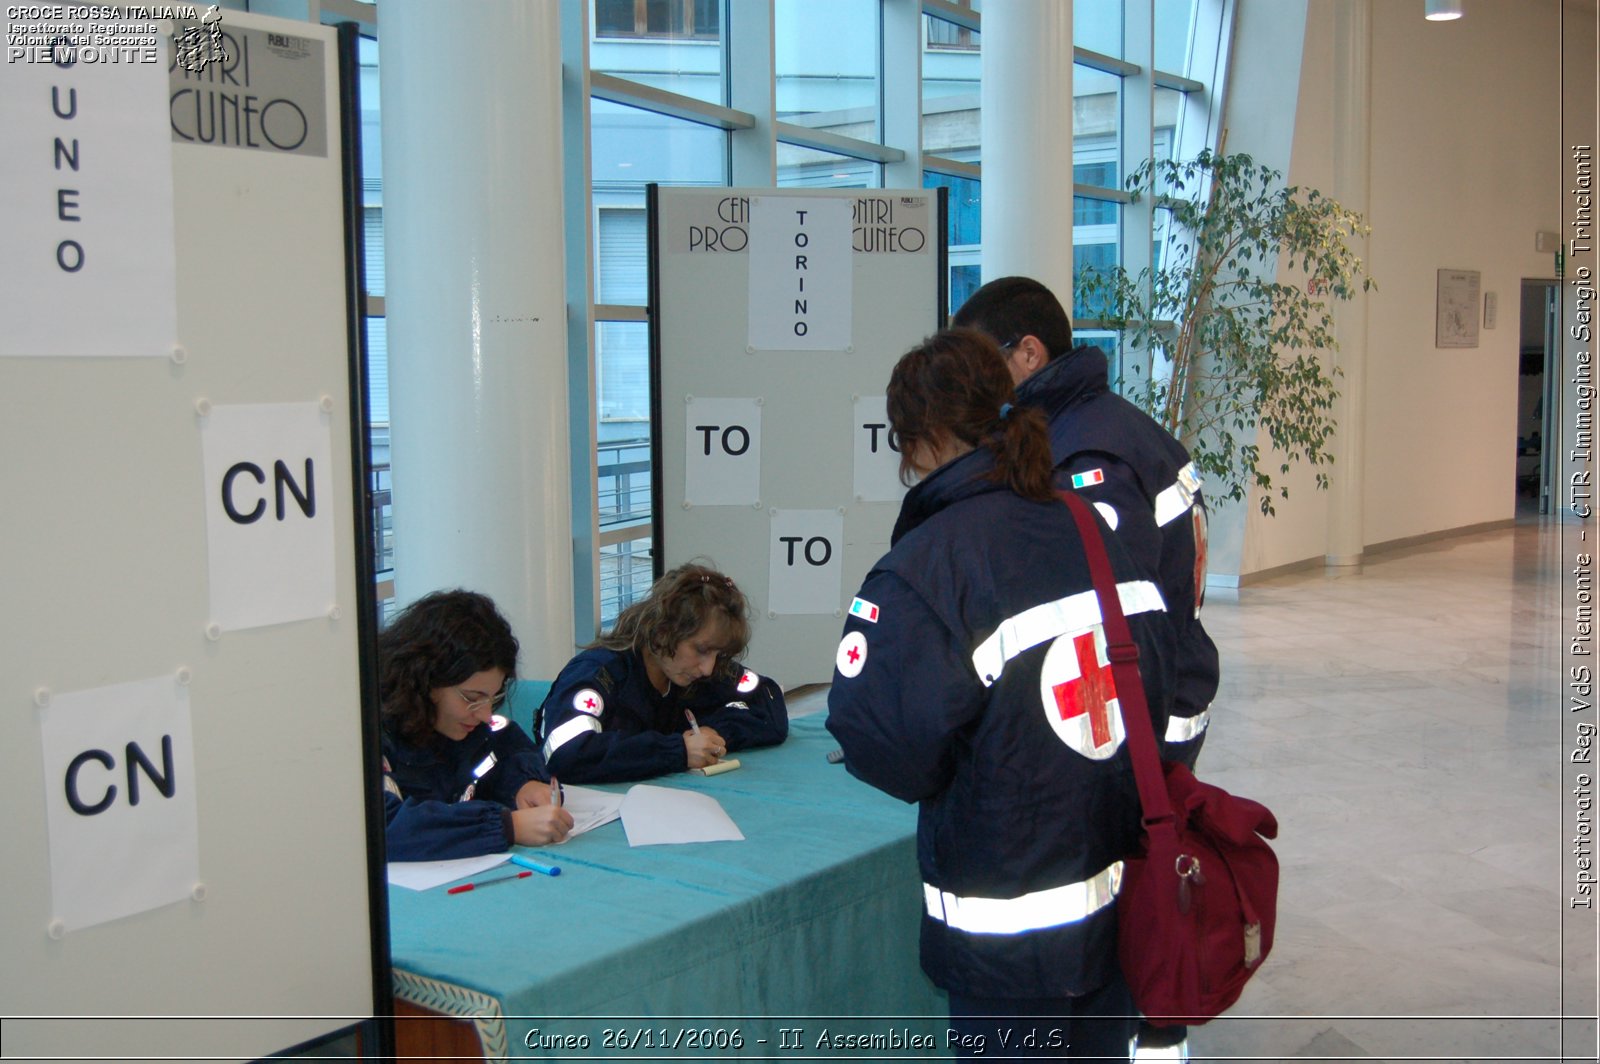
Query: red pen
[[447, 870, 532, 894]]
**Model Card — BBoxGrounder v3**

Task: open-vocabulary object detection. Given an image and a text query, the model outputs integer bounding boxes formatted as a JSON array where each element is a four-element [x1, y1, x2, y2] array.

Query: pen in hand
[[685, 709, 701, 736], [550, 775, 562, 809]]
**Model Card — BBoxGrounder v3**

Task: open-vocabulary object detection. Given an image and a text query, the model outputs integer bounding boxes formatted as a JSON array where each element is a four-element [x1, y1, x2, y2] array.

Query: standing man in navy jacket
[[955, 277, 1219, 1059], [954, 276, 1218, 770]]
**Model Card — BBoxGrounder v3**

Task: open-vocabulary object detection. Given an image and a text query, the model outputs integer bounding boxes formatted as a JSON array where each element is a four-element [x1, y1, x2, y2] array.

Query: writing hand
[[511, 804, 574, 846], [683, 724, 728, 769], [515, 779, 554, 808]]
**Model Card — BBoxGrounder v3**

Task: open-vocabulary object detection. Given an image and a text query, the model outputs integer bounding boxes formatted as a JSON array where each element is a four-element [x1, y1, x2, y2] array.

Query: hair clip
[[999, 402, 1014, 421]]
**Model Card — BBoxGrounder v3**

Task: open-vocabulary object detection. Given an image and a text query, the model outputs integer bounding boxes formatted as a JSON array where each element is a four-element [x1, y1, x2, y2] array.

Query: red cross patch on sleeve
[[836, 632, 868, 678]]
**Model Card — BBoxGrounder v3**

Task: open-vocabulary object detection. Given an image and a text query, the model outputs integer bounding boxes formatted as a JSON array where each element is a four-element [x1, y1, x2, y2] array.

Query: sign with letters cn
[[38, 675, 200, 933], [200, 401, 336, 631]]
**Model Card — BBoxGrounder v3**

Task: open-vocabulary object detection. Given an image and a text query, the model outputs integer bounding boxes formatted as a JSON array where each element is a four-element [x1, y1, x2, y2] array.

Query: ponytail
[[887, 328, 1056, 502], [991, 403, 1055, 502]]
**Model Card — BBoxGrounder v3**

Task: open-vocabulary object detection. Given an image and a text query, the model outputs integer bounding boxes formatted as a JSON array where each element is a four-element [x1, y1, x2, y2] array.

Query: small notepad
[[690, 758, 741, 777]]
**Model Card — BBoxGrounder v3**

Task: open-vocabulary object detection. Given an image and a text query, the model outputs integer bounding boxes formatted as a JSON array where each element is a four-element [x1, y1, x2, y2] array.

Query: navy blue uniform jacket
[[382, 716, 549, 861], [538, 646, 789, 783], [826, 446, 1175, 999], [1018, 344, 1220, 765]]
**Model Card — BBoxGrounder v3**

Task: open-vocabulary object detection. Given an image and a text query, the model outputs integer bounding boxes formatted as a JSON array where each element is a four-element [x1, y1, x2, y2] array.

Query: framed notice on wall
[[1436, 268, 1481, 348]]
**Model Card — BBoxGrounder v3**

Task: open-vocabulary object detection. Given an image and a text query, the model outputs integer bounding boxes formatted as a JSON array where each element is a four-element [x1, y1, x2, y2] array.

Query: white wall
[[1218, 0, 1582, 580], [1360, 0, 1561, 546]]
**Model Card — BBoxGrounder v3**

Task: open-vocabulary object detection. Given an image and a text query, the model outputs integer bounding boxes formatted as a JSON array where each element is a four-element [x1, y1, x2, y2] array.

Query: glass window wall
[[774, 0, 879, 143]]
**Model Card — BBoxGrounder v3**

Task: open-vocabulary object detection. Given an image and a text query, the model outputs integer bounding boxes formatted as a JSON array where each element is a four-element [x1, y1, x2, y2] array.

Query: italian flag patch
[[1071, 468, 1106, 489], [849, 597, 880, 623]]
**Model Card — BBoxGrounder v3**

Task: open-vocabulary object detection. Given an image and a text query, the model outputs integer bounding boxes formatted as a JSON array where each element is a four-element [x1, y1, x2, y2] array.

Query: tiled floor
[[793, 513, 1597, 1061], [1184, 514, 1594, 1062], [1182, 515, 1593, 1062]]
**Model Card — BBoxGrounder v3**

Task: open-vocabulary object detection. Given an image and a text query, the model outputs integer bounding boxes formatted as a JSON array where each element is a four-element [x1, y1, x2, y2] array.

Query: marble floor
[[791, 511, 1597, 1062], [1180, 514, 1592, 1063]]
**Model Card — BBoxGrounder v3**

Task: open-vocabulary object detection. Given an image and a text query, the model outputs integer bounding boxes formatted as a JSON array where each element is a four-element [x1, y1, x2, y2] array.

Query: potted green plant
[[1075, 149, 1374, 515]]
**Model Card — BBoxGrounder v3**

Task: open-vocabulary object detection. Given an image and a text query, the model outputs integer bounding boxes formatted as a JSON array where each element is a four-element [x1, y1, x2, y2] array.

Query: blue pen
[[510, 853, 561, 877]]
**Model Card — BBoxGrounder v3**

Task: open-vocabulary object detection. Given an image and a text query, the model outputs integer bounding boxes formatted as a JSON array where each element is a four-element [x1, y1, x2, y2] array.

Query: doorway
[[1518, 279, 1560, 514]]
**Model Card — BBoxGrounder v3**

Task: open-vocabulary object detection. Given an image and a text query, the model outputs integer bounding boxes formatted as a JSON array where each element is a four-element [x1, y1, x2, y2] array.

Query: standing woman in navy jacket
[[826, 329, 1175, 1059], [380, 590, 573, 861], [539, 563, 788, 783]]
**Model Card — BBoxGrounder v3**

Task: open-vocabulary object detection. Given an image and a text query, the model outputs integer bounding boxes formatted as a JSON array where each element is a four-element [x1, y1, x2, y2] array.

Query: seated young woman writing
[[380, 590, 573, 861], [538, 563, 788, 783]]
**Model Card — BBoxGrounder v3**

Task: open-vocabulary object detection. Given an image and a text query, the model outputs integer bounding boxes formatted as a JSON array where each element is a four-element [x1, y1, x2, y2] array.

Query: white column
[[560, 0, 600, 643], [979, 0, 1074, 293], [1325, 0, 1370, 568], [377, 0, 575, 675]]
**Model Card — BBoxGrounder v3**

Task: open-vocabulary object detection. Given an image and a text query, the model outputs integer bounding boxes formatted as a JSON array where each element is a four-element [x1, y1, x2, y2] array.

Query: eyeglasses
[[456, 682, 511, 712]]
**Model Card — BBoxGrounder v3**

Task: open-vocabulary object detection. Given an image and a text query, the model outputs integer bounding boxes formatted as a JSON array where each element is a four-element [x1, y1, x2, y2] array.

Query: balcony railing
[[371, 440, 656, 629]]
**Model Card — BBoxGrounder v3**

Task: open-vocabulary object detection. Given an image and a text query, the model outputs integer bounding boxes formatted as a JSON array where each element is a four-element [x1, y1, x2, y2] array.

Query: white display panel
[[0, 12, 379, 1060], [653, 186, 944, 685]]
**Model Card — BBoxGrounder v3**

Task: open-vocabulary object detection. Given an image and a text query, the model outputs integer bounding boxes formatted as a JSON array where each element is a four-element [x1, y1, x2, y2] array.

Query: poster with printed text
[[0, 16, 177, 357], [747, 195, 852, 351], [39, 675, 200, 933], [685, 397, 762, 506], [853, 395, 907, 503], [767, 509, 846, 615], [201, 401, 336, 631]]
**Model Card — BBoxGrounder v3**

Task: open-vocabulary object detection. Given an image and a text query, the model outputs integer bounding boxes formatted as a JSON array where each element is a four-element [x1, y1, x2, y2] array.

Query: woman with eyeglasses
[[380, 589, 574, 861], [537, 562, 789, 783]]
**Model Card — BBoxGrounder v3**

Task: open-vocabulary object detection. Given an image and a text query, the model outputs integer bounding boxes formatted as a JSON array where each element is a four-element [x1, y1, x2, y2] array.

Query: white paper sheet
[[386, 785, 624, 888], [38, 676, 200, 931], [0, 18, 177, 357], [852, 394, 907, 503], [387, 852, 508, 892], [201, 402, 337, 631], [747, 195, 852, 351], [767, 508, 845, 615], [684, 397, 762, 506], [559, 784, 625, 838], [620, 784, 744, 846]]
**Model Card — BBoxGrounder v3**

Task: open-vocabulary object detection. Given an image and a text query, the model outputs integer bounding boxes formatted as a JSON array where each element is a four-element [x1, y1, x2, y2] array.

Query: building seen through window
[[342, 0, 1224, 627]]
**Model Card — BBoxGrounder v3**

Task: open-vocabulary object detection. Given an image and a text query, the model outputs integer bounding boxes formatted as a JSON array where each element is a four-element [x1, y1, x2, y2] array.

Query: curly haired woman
[[380, 590, 573, 861]]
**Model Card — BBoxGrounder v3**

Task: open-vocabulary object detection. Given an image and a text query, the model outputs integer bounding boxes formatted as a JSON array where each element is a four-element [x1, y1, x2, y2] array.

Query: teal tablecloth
[[388, 715, 951, 1060]]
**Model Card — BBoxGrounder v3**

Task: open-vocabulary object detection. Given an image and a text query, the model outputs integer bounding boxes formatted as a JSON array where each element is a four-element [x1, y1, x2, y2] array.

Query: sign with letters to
[[38, 675, 200, 933], [767, 509, 845, 615], [853, 395, 906, 503], [748, 195, 852, 351], [0, 15, 177, 357], [200, 401, 335, 631], [685, 396, 761, 506]]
